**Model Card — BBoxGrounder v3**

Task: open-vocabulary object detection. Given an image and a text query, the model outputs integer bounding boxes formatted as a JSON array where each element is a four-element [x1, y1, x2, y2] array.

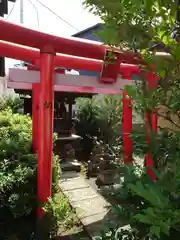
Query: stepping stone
[[61, 161, 81, 172], [60, 177, 90, 191], [73, 196, 110, 218], [60, 173, 116, 240], [65, 187, 99, 203], [61, 171, 80, 181]]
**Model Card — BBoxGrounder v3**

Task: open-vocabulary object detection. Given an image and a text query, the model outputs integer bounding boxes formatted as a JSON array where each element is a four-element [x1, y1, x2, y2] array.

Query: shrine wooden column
[[32, 83, 39, 153], [37, 47, 55, 216], [145, 71, 158, 180], [122, 91, 133, 163], [28, 64, 40, 154]]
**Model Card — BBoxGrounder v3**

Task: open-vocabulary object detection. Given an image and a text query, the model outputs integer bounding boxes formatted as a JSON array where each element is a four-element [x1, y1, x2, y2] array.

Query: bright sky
[[5, 0, 100, 71]]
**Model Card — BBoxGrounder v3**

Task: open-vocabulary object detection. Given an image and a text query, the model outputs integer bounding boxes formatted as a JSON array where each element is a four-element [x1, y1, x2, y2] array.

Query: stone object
[[54, 97, 81, 172], [87, 138, 117, 187], [96, 144, 117, 188], [87, 138, 104, 177]]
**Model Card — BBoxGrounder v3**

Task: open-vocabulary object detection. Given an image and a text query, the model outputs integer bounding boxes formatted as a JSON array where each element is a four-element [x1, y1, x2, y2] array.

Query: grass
[[48, 190, 89, 239]]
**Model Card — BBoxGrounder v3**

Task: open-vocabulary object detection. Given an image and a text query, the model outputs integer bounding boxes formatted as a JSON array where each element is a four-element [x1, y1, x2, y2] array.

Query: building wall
[[0, 76, 14, 97]]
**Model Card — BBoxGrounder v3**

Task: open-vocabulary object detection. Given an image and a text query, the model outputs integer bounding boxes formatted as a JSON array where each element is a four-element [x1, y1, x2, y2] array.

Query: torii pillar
[[37, 47, 55, 216], [122, 91, 133, 163]]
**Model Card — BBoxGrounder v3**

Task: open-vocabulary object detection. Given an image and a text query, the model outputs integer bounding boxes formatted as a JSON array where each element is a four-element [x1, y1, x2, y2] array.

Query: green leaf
[[150, 226, 161, 237], [134, 214, 152, 224]]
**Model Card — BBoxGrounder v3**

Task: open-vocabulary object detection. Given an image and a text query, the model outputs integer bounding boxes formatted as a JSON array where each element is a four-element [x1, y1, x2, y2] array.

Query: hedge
[[0, 108, 60, 239]]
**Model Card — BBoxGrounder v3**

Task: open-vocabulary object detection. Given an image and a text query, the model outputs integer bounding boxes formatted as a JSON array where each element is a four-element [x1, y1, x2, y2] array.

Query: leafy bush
[[99, 164, 180, 240], [94, 95, 122, 144], [0, 94, 24, 113], [75, 98, 101, 157], [75, 95, 122, 158], [43, 192, 80, 238], [0, 108, 61, 239], [95, 127, 180, 239], [132, 124, 147, 157], [0, 108, 36, 239]]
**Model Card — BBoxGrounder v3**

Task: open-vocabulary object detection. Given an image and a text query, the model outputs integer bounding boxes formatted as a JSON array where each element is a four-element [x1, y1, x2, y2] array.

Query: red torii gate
[[0, 17, 158, 216]]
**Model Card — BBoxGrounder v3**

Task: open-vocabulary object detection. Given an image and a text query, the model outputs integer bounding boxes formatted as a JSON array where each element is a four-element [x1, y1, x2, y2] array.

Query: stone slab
[[60, 173, 116, 240], [72, 196, 110, 218], [65, 187, 99, 203], [61, 161, 81, 172], [61, 171, 80, 180], [60, 177, 90, 191]]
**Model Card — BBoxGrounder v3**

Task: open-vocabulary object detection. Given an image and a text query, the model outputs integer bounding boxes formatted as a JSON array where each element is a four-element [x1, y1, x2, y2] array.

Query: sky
[[5, 0, 100, 71]]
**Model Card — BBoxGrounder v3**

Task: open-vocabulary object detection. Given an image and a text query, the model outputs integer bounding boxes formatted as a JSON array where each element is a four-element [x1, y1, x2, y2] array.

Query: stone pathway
[[60, 171, 116, 239]]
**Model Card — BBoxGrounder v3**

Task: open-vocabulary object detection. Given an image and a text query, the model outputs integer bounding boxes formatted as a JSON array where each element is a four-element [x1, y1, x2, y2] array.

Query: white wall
[[0, 76, 15, 97]]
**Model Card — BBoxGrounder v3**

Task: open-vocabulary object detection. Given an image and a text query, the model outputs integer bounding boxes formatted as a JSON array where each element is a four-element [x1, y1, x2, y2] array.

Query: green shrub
[[75, 95, 122, 158], [43, 192, 80, 238], [132, 124, 147, 157], [0, 95, 24, 114], [98, 163, 180, 240], [75, 98, 101, 157], [0, 108, 60, 239], [97, 128, 180, 240], [94, 95, 122, 144], [0, 108, 36, 239]]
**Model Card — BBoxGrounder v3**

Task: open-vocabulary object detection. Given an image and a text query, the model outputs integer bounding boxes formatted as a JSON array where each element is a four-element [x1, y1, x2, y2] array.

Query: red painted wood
[[0, 17, 105, 59], [0, 17, 143, 63], [100, 50, 121, 83], [0, 40, 142, 77], [28, 66, 40, 154], [32, 83, 39, 153], [122, 91, 133, 163], [37, 52, 55, 216]]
